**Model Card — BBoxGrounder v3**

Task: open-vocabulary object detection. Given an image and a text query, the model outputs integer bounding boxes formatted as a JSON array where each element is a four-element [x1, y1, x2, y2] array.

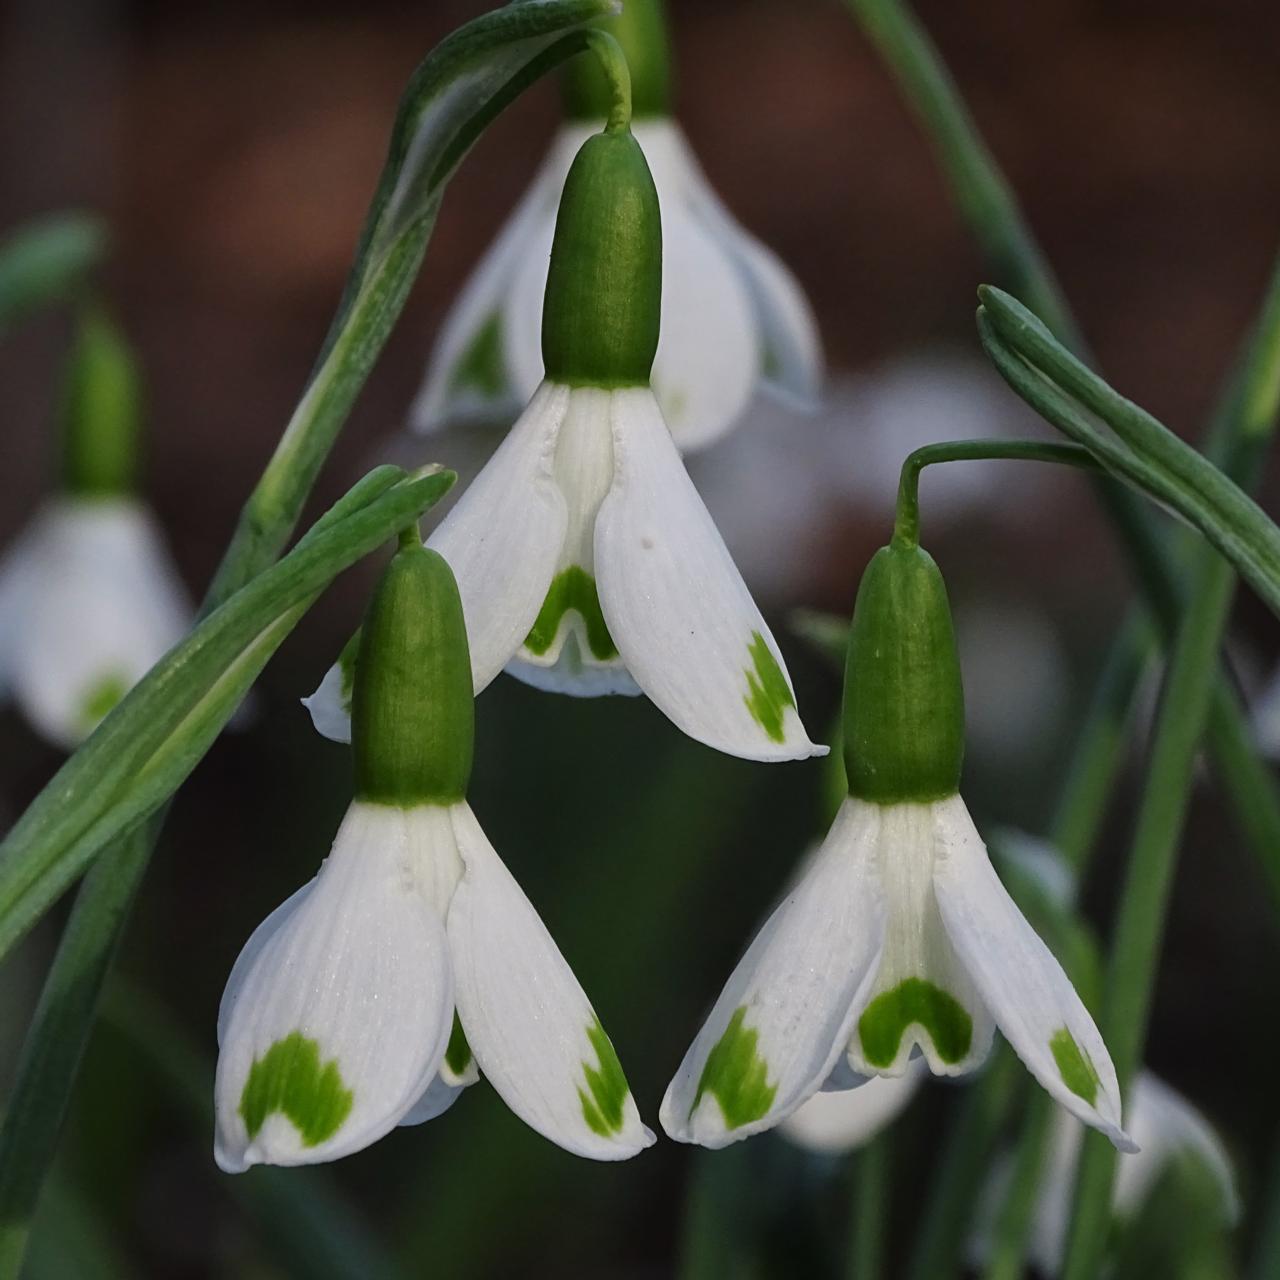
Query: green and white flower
[[411, 1, 819, 452], [972, 1073, 1238, 1274], [307, 124, 823, 762], [0, 308, 191, 748], [662, 541, 1133, 1151], [216, 541, 652, 1170]]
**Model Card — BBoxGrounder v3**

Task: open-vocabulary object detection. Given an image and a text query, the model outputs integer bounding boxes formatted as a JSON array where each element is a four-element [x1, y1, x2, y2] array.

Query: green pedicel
[[351, 541, 474, 808], [843, 541, 965, 804], [540, 130, 662, 389], [857, 977, 973, 1068], [1050, 1027, 1101, 1105], [239, 1032, 354, 1148], [743, 632, 795, 743], [691, 1006, 777, 1130], [579, 1017, 630, 1137], [561, 0, 671, 120], [524, 566, 618, 661]]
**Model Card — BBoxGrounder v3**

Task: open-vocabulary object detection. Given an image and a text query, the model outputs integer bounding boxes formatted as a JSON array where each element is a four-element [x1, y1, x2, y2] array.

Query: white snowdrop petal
[[780, 1059, 925, 1156], [594, 387, 824, 761], [930, 795, 1135, 1151], [846, 802, 996, 1079], [0, 522, 39, 696], [661, 798, 887, 1148], [445, 802, 652, 1160], [11, 499, 192, 748], [659, 121, 822, 413], [426, 381, 570, 692], [300, 642, 358, 745], [214, 803, 457, 1171]]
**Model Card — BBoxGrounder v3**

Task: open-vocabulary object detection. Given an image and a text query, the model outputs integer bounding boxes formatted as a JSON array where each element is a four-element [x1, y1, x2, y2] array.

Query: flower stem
[[892, 438, 1098, 548], [1060, 252, 1280, 1280], [847, 1133, 890, 1280], [581, 30, 632, 133]]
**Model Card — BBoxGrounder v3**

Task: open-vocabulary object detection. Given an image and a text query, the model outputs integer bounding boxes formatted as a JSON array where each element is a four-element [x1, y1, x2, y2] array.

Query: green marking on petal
[[760, 342, 782, 381], [239, 1032, 354, 1148], [448, 312, 505, 399], [78, 670, 130, 733], [578, 1016, 630, 1137], [743, 632, 795, 743], [691, 1006, 777, 1130], [444, 1013, 472, 1078], [524, 566, 618, 662], [858, 978, 973, 1068], [1050, 1027, 1100, 1105]]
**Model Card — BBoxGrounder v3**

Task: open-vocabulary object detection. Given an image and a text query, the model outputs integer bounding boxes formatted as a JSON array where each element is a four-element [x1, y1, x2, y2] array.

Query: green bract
[[561, 0, 670, 120], [352, 540, 474, 807], [843, 541, 964, 805], [541, 130, 662, 388], [60, 306, 142, 498]]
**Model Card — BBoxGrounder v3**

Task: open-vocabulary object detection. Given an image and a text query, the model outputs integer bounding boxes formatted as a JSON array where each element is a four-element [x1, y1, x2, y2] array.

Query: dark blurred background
[[3, 0, 1280, 1275]]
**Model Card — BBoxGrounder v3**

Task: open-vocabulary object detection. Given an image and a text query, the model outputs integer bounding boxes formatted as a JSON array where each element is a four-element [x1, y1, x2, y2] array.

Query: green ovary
[[1050, 1027, 1100, 1105], [448, 312, 505, 398], [239, 1032, 354, 1148], [691, 1006, 777, 1130], [743, 632, 794, 743], [857, 978, 973, 1067], [579, 1017, 631, 1137], [524, 566, 618, 662], [78, 670, 130, 732]]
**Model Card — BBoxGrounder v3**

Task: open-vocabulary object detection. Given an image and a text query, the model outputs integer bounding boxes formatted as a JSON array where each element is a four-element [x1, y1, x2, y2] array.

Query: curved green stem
[[848, 1134, 890, 1280], [581, 30, 632, 133], [892, 438, 1097, 547]]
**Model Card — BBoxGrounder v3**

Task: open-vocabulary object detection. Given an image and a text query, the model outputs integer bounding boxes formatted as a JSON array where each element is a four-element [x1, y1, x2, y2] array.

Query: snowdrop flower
[[411, 0, 820, 452], [216, 538, 652, 1170], [662, 538, 1134, 1151], [972, 1073, 1238, 1274], [0, 308, 190, 748], [307, 120, 823, 763]]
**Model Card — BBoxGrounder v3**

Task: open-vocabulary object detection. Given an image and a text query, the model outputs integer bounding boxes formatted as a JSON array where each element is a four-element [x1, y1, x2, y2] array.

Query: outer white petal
[[657, 121, 822, 415], [425, 381, 570, 692], [594, 387, 824, 761], [1253, 661, 1280, 758], [661, 798, 887, 1148], [300, 648, 356, 745], [503, 121, 759, 454], [214, 803, 457, 1172], [930, 795, 1136, 1151], [410, 140, 569, 433], [444, 802, 653, 1160], [780, 1059, 925, 1156], [11, 499, 192, 748]]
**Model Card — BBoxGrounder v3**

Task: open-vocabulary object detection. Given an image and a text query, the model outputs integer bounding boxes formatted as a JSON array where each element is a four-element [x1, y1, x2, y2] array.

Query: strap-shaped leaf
[[0, 467, 453, 962]]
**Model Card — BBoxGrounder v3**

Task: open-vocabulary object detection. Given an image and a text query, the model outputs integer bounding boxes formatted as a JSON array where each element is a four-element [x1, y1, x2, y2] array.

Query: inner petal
[[508, 387, 638, 693], [846, 803, 994, 1078]]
